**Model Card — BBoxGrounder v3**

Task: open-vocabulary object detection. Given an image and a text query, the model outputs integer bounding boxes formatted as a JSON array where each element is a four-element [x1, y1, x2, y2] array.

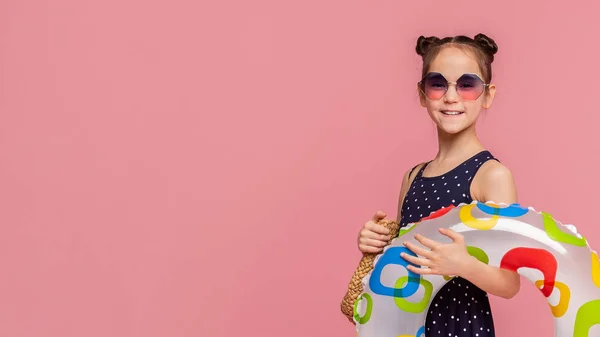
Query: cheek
[[464, 101, 484, 115], [424, 100, 443, 112], [425, 105, 439, 118], [465, 107, 483, 119]]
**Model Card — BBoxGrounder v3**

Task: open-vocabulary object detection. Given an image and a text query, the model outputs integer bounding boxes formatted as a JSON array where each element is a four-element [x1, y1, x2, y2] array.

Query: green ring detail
[[542, 212, 587, 246], [394, 276, 433, 313], [353, 293, 373, 324], [398, 224, 417, 237], [573, 299, 600, 337]]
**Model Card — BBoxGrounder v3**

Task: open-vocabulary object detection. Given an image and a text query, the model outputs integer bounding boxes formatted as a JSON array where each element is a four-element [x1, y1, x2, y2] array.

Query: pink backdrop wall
[[1, 0, 599, 336]]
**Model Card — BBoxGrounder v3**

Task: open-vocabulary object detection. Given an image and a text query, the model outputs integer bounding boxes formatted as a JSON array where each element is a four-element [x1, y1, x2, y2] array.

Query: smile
[[441, 111, 464, 116]]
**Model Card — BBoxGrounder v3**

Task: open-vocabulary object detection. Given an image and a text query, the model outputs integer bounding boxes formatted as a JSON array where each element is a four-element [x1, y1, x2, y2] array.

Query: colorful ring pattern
[[369, 247, 421, 298], [356, 202, 600, 337], [394, 276, 433, 313]]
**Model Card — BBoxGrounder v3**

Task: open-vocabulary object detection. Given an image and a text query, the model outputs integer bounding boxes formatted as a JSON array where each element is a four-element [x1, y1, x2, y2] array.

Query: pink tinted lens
[[455, 74, 485, 100], [421, 73, 447, 100]]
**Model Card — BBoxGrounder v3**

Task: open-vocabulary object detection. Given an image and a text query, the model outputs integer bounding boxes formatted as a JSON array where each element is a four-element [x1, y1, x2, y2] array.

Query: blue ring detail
[[368, 247, 421, 298], [476, 202, 528, 217]]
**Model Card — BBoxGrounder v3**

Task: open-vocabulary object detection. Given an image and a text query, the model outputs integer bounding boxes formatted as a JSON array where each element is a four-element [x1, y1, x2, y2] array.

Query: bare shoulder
[[477, 160, 514, 182], [470, 160, 518, 204]]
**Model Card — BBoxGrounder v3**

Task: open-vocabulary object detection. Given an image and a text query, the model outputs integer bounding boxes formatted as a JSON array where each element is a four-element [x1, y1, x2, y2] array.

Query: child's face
[[418, 46, 496, 135]]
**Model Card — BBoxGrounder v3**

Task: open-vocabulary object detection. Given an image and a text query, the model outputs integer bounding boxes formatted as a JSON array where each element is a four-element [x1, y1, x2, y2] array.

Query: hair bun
[[474, 33, 498, 60], [416, 36, 441, 57]]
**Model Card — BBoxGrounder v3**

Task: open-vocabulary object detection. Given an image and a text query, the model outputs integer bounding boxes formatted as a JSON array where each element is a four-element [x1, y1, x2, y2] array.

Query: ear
[[417, 83, 427, 107], [482, 84, 496, 109]]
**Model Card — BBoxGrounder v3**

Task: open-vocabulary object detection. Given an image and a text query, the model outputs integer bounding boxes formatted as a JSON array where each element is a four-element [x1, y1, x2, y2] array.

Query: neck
[[434, 124, 484, 162]]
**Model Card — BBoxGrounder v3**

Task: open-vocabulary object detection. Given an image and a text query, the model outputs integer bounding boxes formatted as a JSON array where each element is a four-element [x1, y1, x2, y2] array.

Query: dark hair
[[416, 34, 498, 83]]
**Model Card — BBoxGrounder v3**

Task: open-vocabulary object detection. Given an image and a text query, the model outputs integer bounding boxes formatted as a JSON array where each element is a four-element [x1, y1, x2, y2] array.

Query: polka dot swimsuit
[[399, 150, 497, 337]]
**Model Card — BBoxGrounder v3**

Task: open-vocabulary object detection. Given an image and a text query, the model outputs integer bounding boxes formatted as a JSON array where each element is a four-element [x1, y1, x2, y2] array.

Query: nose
[[443, 83, 460, 103]]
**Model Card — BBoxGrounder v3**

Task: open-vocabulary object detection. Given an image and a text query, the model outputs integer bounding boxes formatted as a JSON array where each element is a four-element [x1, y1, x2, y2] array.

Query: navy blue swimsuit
[[399, 150, 497, 337]]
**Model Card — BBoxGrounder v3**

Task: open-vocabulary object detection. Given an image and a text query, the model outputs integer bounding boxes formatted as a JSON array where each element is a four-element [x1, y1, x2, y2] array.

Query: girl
[[356, 34, 520, 337]]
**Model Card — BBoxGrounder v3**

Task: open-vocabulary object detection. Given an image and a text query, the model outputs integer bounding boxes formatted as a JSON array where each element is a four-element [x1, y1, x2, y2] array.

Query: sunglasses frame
[[418, 72, 490, 101]]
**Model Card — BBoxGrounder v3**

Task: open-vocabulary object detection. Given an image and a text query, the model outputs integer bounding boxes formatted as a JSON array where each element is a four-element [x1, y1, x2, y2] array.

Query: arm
[[462, 161, 520, 299], [459, 256, 520, 299], [358, 164, 423, 254]]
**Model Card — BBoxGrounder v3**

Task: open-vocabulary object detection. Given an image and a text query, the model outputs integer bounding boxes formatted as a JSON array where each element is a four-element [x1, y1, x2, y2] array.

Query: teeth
[[442, 111, 463, 115]]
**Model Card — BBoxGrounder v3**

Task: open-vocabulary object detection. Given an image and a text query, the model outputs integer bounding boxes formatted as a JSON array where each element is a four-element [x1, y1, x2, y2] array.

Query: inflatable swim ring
[[351, 201, 600, 337]]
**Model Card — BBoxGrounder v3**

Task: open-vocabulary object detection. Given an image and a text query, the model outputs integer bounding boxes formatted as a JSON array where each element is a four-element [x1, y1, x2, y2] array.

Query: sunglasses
[[418, 72, 489, 101]]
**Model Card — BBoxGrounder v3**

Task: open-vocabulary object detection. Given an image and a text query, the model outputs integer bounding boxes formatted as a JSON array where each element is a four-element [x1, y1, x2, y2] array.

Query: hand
[[357, 211, 391, 254], [400, 228, 474, 277]]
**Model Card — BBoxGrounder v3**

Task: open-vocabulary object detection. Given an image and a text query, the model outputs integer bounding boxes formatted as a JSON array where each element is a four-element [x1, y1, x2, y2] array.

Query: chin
[[436, 123, 471, 135]]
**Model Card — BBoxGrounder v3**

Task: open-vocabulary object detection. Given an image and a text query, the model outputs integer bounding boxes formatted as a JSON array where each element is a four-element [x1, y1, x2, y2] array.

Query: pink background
[[1, 0, 599, 336]]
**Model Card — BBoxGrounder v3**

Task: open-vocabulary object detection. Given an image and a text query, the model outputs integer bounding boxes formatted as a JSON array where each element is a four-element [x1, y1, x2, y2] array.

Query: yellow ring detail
[[534, 280, 570, 317], [459, 204, 499, 230], [592, 251, 600, 288]]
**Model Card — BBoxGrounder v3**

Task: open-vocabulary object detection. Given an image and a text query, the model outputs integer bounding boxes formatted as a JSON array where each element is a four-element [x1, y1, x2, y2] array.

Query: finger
[[372, 211, 387, 222], [439, 228, 464, 243], [359, 237, 389, 248], [362, 228, 391, 242], [358, 244, 383, 254], [366, 221, 390, 236], [403, 241, 434, 258], [400, 252, 432, 267], [414, 234, 441, 250], [407, 264, 438, 275]]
